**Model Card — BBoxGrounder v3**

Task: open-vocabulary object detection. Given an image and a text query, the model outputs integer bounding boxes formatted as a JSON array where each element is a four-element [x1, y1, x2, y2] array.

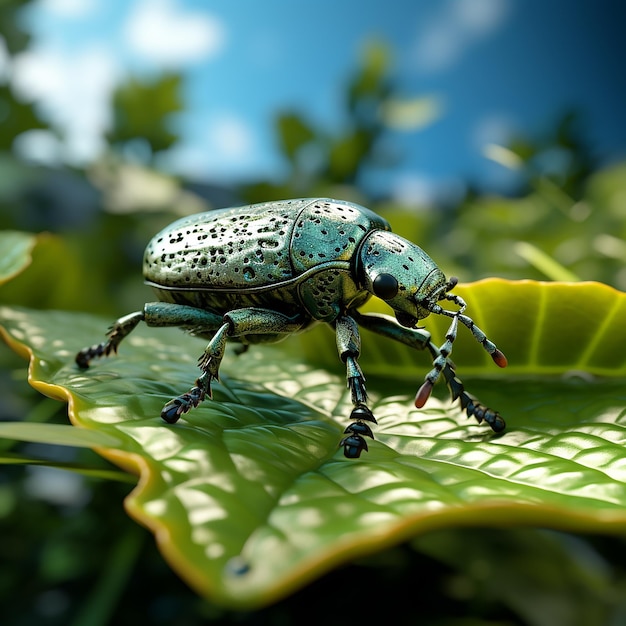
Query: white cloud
[[454, 0, 511, 35], [12, 44, 119, 163], [412, 0, 512, 73], [124, 0, 225, 67], [391, 172, 465, 207], [163, 114, 258, 179], [208, 115, 254, 161], [37, 0, 98, 18]]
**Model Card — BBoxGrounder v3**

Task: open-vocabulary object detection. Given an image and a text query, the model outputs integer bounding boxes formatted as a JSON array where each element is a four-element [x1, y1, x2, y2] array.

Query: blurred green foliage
[[243, 41, 398, 200], [1, 7, 626, 625], [107, 74, 184, 164]]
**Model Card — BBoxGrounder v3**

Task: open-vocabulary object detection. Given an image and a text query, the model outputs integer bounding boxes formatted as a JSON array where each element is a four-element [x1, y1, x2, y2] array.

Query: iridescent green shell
[[143, 198, 390, 322]]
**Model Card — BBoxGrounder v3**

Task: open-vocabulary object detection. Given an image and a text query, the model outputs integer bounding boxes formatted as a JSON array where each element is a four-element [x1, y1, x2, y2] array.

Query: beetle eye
[[372, 273, 399, 300]]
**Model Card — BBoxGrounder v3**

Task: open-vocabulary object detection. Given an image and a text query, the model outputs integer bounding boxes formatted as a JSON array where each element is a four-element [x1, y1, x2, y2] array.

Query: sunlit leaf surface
[[1, 280, 625, 608]]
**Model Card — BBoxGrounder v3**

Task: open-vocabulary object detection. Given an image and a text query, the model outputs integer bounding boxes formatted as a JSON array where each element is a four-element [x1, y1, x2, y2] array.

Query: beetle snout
[[414, 267, 447, 315]]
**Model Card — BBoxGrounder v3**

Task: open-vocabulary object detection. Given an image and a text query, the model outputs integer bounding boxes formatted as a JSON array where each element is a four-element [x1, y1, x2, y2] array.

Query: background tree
[[107, 74, 184, 166]]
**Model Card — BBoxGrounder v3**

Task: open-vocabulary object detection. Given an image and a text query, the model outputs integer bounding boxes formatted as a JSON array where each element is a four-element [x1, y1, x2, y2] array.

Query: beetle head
[[357, 229, 508, 371], [357, 230, 450, 328]]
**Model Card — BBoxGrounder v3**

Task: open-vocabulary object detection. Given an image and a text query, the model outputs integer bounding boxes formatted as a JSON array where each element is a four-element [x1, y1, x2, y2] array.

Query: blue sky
[[6, 0, 626, 204]]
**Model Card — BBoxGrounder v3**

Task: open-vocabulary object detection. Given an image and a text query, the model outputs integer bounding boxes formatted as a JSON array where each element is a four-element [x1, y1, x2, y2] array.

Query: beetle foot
[[339, 404, 376, 458], [340, 421, 374, 458], [441, 361, 506, 433], [460, 395, 506, 433], [75, 333, 124, 369], [76, 341, 113, 368], [75, 312, 144, 368], [161, 384, 207, 424], [349, 404, 377, 425], [340, 433, 369, 458]]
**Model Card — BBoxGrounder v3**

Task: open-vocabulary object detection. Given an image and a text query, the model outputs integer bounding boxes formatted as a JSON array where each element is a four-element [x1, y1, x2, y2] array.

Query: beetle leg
[[76, 302, 233, 422], [76, 311, 145, 368], [142, 302, 225, 332], [335, 314, 376, 459], [436, 353, 505, 432], [351, 310, 432, 350], [163, 307, 308, 424], [428, 296, 508, 368], [76, 303, 227, 370], [351, 310, 505, 434], [161, 322, 230, 423], [144, 302, 229, 421]]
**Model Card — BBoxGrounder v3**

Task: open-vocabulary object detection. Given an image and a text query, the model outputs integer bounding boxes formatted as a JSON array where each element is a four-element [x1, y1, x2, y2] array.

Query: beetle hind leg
[[76, 311, 145, 368]]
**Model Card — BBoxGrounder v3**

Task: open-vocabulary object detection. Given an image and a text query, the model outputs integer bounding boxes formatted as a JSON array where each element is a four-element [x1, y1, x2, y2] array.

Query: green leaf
[[0, 231, 37, 285], [0, 230, 128, 314], [299, 279, 626, 378], [0, 422, 120, 448], [0, 452, 135, 483], [0, 280, 625, 609], [0, 85, 49, 150], [108, 74, 184, 158], [276, 113, 316, 163]]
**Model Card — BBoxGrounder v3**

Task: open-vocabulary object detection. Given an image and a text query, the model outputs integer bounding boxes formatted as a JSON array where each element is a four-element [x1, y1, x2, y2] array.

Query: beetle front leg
[[352, 310, 505, 434], [435, 352, 505, 433], [334, 314, 377, 459]]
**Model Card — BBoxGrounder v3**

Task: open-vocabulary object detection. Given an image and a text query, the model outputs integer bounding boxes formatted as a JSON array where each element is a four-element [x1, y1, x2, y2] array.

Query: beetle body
[[143, 198, 387, 333], [77, 198, 507, 458]]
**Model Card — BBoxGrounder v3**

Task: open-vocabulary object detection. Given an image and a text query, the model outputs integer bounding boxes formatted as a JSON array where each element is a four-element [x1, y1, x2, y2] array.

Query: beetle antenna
[[415, 294, 507, 412], [415, 340, 506, 433], [424, 294, 508, 368]]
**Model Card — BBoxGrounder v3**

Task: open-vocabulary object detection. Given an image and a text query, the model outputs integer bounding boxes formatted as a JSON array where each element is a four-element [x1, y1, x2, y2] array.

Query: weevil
[[76, 198, 507, 458]]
